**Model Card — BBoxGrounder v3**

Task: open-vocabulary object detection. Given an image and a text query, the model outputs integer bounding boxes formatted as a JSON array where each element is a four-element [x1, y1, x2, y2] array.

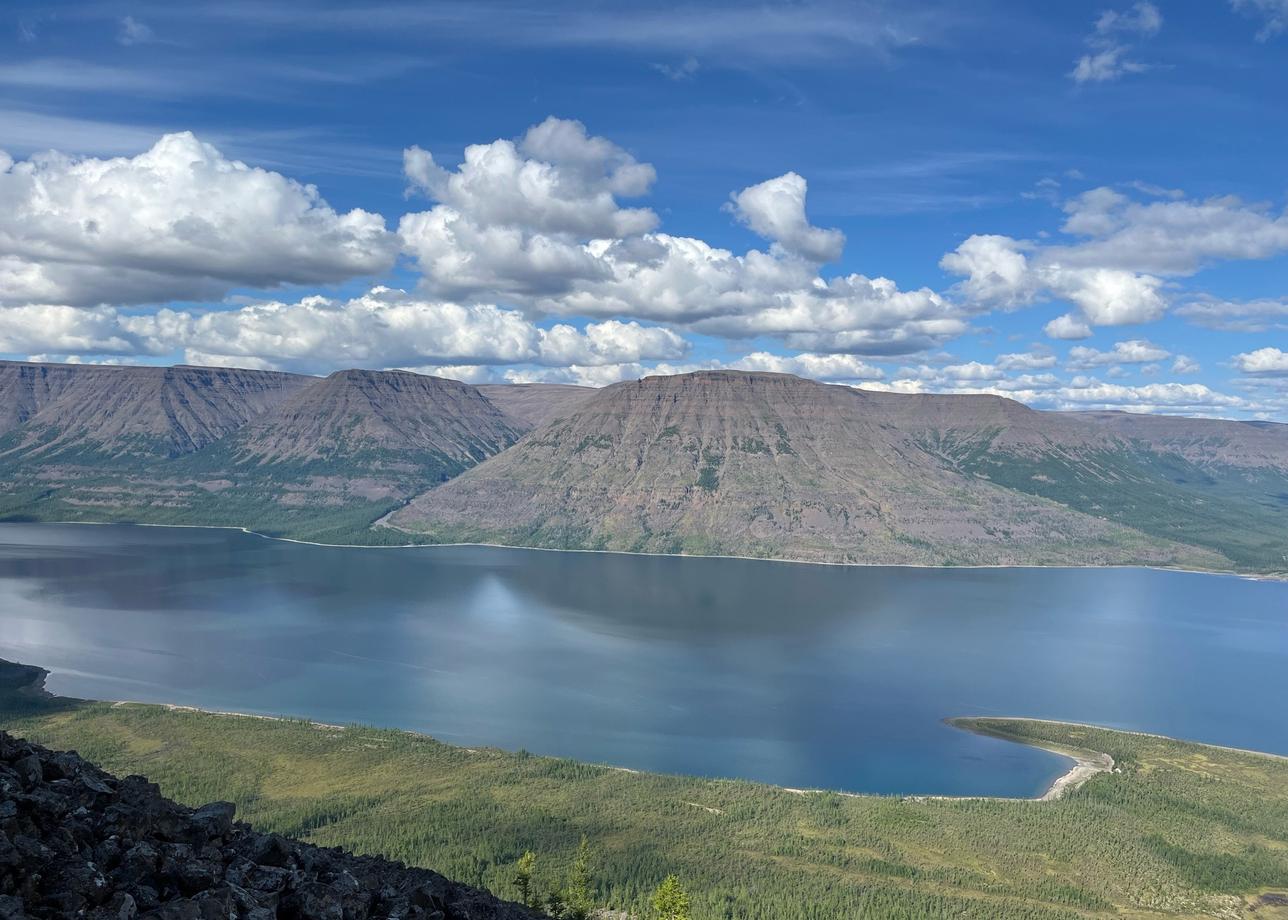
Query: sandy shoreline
[[97, 692, 1114, 803], [20, 651, 1117, 804], [13, 518, 1284, 582], [14, 657, 1283, 801], [969, 716, 1288, 765], [944, 719, 1117, 802]]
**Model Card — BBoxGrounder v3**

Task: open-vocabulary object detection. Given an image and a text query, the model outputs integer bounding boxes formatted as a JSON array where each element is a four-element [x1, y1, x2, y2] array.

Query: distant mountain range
[[1, 359, 1284, 572], [0, 361, 524, 543]]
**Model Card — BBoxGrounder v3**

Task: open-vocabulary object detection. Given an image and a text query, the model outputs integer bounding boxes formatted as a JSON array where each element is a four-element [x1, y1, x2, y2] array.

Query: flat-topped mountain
[[222, 369, 522, 468], [0, 361, 525, 542], [0, 360, 87, 436], [476, 383, 595, 428], [0, 360, 1283, 570], [0, 361, 311, 461], [387, 371, 1227, 568]]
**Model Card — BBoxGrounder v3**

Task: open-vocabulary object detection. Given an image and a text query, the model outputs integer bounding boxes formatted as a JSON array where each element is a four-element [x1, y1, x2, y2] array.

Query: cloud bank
[[1, 117, 1286, 420], [0, 132, 396, 308]]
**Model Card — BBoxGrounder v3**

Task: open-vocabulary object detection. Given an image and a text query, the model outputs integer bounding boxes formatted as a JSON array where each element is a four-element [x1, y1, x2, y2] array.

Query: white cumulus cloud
[[120, 287, 688, 375], [727, 172, 844, 262], [1234, 346, 1288, 376], [399, 119, 961, 357], [1055, 188, 1288, 275], [0, 132, 397, 309], [942, 185, 1288, 336], [942, 232, 1166, 331], [1044, 313, 1094, 340], [1068, 339, 1171, 368], [400, 117, 656, 300], [0, 304, 145, 355], [729, 351, 884, 381]]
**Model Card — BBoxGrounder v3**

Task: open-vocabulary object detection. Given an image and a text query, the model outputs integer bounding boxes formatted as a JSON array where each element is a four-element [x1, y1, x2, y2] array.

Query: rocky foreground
[[0, 731, 544, 920]]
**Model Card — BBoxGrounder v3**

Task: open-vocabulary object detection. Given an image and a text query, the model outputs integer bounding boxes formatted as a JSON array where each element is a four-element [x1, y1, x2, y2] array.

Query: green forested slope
[[939, 443, 1288, 571], [5, 670, 1287, 920]]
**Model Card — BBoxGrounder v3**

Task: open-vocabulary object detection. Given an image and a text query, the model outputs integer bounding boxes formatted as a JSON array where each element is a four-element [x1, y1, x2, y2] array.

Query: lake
[[1, 522, 1285, 797]]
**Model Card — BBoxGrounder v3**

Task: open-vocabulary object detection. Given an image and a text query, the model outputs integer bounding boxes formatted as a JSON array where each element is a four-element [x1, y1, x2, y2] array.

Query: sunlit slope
[[5, 662, 1287, 920], [389, 371, 1223, 568], [901, 404, 1288, 571], [0, 360, 311, 460], [1, 360, 1282, 566]]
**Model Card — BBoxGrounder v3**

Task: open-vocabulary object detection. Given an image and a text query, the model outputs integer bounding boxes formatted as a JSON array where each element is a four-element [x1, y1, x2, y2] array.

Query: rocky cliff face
[[227, 370, 523, 467], [388, 371, 1220, 568], [0, 730, 544, 920], [0, 362, 88, 438], [0, 362, 313, 462]]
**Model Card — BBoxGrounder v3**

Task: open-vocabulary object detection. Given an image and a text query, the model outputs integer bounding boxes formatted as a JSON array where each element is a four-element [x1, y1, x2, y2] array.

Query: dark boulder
[[0, 732, 545, 919]]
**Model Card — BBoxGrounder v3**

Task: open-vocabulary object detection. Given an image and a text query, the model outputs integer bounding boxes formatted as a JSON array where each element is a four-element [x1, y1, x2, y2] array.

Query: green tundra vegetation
[[946, 444, 1288, 572], [4, 671, 1288, 919], [0, 440, 465, 545]]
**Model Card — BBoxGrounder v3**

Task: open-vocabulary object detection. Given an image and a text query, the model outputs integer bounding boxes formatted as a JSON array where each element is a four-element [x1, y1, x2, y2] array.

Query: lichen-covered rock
[[0, 732, 545, 920]]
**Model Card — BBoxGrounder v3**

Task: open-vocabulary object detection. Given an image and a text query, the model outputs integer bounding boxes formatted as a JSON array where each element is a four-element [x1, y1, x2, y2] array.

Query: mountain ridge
[[387, 371, 1247, 569], [214, 368, 522, 468], [476, 382, 596, 428], [0, 361, 313, 460], [0, 360, 525, 542], [0, 360, 1284, 571]]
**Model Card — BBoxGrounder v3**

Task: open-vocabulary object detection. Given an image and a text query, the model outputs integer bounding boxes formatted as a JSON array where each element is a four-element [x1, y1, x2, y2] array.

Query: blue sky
[[2, 1, 1287, 418]]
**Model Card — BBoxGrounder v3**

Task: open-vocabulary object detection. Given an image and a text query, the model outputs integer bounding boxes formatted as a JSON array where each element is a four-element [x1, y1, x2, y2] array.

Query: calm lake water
[[1, 523, 1285, 797]]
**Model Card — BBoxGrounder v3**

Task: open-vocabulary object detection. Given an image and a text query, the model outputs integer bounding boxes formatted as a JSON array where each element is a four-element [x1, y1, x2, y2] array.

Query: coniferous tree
[[651, 875, 691, 920], [544, 884, 566, 918], [513, 850, 536, 908], [566, 836, 595, 920]]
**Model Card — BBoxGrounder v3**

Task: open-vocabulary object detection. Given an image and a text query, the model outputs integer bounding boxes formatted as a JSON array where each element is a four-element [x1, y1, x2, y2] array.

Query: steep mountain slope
[[222, 369, 522, 468], [476, 383, 596, 428], [1, 359, 1281, 567], [887, 401, 1288, 571], [0, 360, 90, 436], [0, 361, 311, 461], [387, 371, 1220, 568], [1074, 410, 1288, 470], [169, 369, 526, 531], [0, 364, 523, 542], [863, 391, 1116, 457]]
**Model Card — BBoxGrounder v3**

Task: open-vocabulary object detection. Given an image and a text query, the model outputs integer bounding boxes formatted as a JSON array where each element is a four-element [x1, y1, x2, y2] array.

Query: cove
[[1, 522, 1285, 797]]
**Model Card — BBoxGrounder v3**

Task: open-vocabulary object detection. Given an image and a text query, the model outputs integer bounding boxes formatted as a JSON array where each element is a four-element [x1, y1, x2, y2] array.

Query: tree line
[[511, 838, 690, 920]]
